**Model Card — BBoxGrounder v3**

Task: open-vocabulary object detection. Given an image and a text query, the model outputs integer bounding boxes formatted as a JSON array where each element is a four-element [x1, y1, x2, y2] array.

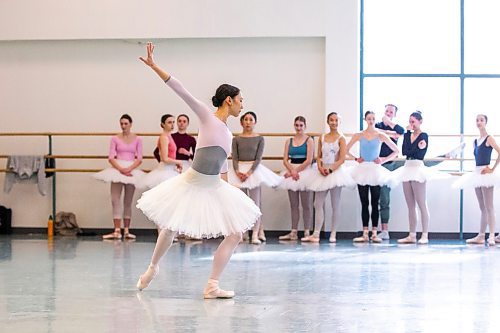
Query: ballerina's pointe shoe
[[258, 229, 266, 242], [124, 232, 136, 240], [487, 237, 496, 247], [371, 234, 382, 243], [136, 264, 159, 291], [417, 237, 429, 245], [301, 235, 320, 243], [397, 236, 417, 244], [279, 231, 298, 241], [251, 236, 262, 245], [466, 235, 485, 244], [353, 233, 369, 243], [329, 231, 337, 243], [203, 279, 235, 299], [102, 229, 122, 240]]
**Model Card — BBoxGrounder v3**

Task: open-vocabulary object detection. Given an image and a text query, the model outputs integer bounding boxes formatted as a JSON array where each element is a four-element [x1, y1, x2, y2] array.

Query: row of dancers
[[278, 109, 500, 247], [93, 105, 500, 247], [99, 43, 499, 299]]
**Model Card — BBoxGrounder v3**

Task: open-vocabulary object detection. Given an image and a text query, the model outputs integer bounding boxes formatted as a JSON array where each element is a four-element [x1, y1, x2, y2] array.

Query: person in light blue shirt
[[346, 111, 399, 243]]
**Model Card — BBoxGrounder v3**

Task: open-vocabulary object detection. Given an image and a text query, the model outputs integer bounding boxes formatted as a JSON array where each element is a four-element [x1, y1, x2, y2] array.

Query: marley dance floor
[[0, 235, 499, 333]]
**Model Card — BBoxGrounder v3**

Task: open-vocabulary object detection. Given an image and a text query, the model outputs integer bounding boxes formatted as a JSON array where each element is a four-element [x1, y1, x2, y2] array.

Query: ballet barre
[[0, 131, 481, 231]]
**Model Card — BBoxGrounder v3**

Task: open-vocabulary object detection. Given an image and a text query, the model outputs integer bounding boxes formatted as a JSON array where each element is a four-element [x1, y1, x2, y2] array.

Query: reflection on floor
[[0, 235, 499, 332]]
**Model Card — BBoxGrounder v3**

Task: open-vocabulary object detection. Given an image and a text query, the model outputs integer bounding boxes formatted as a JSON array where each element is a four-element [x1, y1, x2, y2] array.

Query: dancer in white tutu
[[346, 111, 399, 243], [171, 114, 197, 171], [453, 114, 500, 246], [395, 111, 433, 244], [137, 114, 183, 190], [93, 114, 144, 240], [228, 111, 282, 244], [301, 112, 355, 243], [279, 116, 314, 241], [136, 43, 261, 299]]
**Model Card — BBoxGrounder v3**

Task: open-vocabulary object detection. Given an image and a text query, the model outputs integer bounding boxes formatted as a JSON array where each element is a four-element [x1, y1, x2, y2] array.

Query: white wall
[[1, 0, 470, 234], [0, 0, 331, 40]]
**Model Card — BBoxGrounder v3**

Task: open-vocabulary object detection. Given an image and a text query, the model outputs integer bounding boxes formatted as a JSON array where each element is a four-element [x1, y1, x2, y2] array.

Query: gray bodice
[[191, 146, 228, 175]]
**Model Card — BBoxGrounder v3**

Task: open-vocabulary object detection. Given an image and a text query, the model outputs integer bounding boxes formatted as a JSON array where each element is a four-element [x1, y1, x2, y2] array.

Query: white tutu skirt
[[393, 160, 449, 184], [136, 162, 182, 190], [350, 162, 396, 188], [279, 164, 315, 191], [304, 164, 356, 191], [93, 160, 145, 185], [452, 166, 500, 189], [228, 161, 283, 189], [136, 168, 262, 239]]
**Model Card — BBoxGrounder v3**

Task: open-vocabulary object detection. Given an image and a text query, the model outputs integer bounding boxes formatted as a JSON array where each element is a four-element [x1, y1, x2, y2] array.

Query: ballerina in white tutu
[[395, 111, 434, 245], [346, 111, 399, 243], [93, 114, 145, 240], [136, 114, 183, 190], [136, 43, 261, 299], [279, 116, 315, 241], [228, 111, 282, 244], [301, 112, 355, 243], [453, 114, 500, 246]]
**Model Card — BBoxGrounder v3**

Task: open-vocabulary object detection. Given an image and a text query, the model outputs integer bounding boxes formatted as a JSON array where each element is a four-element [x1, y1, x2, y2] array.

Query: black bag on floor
[[0, 205, 12, 234]]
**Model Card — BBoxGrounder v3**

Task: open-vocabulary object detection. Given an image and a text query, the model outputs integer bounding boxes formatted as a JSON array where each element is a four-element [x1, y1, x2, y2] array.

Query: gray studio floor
[[1, 235, 499, 333]]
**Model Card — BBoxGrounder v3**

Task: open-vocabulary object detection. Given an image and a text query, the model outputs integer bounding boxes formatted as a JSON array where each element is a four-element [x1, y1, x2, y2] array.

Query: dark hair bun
[[212, 96, 221, 107], [410, 110, 423, 121], [212, 84, 240, 108], [120, 114, 133, 123]]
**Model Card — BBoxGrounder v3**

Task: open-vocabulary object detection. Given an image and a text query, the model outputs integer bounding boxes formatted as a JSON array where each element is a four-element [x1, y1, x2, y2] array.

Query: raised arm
[[378, 132, 399, 164], [377, 118, 405, 139], [140, 42, 210, 122]]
